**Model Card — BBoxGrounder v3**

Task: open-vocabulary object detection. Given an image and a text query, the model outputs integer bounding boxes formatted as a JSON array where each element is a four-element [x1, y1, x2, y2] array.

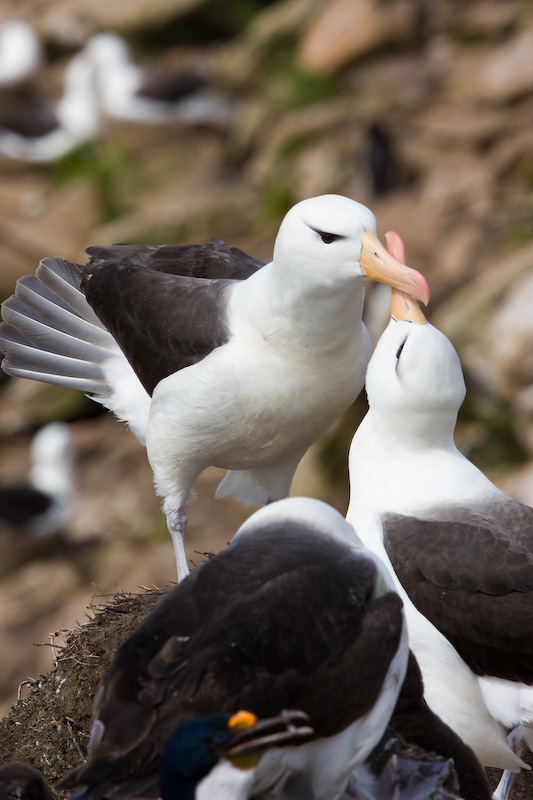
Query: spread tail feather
[[0, 257, 150, 442], [0, 258, 114, 393]]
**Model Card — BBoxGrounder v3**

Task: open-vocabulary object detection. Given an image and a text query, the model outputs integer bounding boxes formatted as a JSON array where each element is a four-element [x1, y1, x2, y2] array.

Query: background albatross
[[0, 194, 429, 579]]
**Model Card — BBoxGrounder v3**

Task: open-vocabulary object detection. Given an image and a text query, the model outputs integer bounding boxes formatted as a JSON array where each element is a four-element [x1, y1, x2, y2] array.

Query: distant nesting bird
[[0, 194, 429, 579], [0, 45, 101, 161], [347, 232, 533, 797], [0, 422, 75, 535], [0, 762, 53, 800], [158, 710, 314, 800], [83, 32, 234, 127], [57, 497, 408, 800], [0, 20, 42, 87]]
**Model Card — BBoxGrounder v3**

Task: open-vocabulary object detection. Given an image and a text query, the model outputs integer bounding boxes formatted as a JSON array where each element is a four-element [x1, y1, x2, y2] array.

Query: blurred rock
[[477, 29, 533, 103], [498, 462, 533, 508], [455, 1, 522, 40], [228, 0, 321, 80], [435, 242, 533, 347], [37, 0, 211, 47], [486, 272, 533, 399], [434, 243, 533, 421], [298, 0, 415, 75]]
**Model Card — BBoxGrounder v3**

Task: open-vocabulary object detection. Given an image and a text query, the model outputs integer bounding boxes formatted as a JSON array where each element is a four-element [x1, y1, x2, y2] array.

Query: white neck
[[347, 409, 498, 525], [231, 263, 367, 355]]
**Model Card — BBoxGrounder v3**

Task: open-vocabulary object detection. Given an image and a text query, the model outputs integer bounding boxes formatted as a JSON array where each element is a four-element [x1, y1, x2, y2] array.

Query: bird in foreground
[[57, 497, 408, 800], [0, 193, 429, 579], [158, 666, 489, 800], [0, 762, 53, 800], [157, 710, 314, 800], [346, 232, 533, 796], [0, 422, 75, 536]]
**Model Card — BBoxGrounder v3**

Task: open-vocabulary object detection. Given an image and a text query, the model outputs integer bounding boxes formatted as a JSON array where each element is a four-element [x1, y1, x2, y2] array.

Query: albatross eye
[[319, 231, 342, 244], [396, 341, 406, 360], [308, 225, 345, 244]]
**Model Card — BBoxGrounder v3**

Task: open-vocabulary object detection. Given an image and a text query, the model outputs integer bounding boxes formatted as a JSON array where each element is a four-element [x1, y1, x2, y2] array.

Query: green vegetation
[[52, 142, 131, 224], [256, 177, 294, 228], [265, 49, 339, 109], [458, 383, 528, 471]]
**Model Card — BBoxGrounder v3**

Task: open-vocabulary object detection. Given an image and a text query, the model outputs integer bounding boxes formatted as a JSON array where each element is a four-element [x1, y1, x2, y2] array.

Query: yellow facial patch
[[228, 710, 258, 732]]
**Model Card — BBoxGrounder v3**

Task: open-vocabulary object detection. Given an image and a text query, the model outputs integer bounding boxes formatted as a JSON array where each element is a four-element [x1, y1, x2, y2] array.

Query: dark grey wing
[[58, 527, 404, 800], [81, 261, 234, 395], [85, 239, 265, 280], [382, 499, 533, 681], [0, 86, 58, 138], [0, 485, 51, 526], [136, 70, 208, 102]]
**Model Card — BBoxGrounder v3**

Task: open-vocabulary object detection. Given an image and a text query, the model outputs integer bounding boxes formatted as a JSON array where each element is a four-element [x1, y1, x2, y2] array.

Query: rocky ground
[[0, 0, 532, 795]]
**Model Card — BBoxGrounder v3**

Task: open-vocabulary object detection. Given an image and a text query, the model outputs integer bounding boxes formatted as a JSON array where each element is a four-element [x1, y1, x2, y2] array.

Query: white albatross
[[0, 45, 101, 162], [0, 20, 42, 87], [0, 422, 75, 536], [346, 232, 533, 795], [83, 32, 234, 127], [56, 497, 408, 800], [0, 194, 429, 579]]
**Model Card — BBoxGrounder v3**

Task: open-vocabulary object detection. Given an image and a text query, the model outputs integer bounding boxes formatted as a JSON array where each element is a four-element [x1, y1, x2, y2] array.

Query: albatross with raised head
[[347, 231, 533, 797]]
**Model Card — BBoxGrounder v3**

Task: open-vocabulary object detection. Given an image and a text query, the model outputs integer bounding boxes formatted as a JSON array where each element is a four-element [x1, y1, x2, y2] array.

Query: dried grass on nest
[[0, 586, 172, 793]]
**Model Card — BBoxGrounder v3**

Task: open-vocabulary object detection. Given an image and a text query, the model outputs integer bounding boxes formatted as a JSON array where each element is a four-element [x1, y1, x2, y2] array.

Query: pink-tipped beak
[[360, 231, 430, 306], [386, 231, 427, 323]]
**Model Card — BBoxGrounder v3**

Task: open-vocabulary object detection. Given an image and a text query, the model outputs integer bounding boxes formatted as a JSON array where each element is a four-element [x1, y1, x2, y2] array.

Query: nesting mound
[[0, 585, 531, 800], [0, 587, 170, 790]]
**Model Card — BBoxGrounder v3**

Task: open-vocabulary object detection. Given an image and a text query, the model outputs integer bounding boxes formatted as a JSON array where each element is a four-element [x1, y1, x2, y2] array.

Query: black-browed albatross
[[57, 497, 409, 800], [83, 32, 233, 127], [346, 232, 533, 794], [0, 421, 75, 536], [0, 20, 42, 87], [0, 46, 101, 162], [0, 194, 429, 579]]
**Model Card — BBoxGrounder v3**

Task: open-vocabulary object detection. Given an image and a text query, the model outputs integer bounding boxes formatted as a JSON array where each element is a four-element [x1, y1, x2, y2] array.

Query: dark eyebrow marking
[[307, 226, 346, 244]]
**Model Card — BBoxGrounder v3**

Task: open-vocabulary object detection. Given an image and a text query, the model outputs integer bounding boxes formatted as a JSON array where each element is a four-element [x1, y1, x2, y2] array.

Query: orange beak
[[360, 231, 430, 306]]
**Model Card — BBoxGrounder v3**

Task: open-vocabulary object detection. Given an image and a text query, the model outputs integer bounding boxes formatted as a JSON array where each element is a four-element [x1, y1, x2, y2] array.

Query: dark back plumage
[[57, 522, 404, 800], [80, 240, 265, 396], [382, 498, 533, 682]]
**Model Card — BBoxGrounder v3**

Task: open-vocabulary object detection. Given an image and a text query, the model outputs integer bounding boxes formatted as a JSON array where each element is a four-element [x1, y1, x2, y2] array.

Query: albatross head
[[272, 194, 429, 303], [366, 288, 466, 429]]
